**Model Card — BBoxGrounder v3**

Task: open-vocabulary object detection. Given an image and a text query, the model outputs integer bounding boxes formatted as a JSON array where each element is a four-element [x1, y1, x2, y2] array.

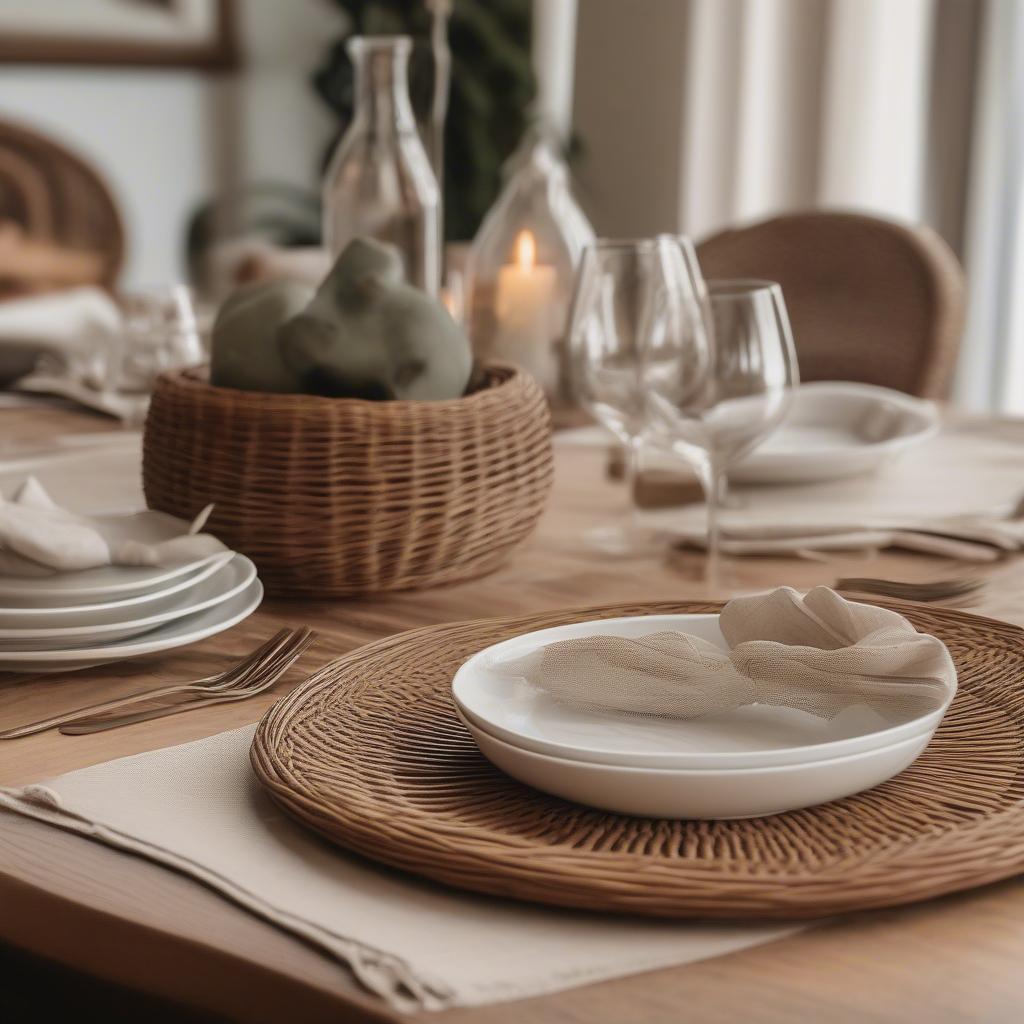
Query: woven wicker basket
[[142, 364, 553, 597]]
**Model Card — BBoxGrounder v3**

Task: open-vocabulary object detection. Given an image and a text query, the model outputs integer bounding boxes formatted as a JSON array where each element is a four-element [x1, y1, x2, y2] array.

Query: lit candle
[[494, 230, 558, 390]]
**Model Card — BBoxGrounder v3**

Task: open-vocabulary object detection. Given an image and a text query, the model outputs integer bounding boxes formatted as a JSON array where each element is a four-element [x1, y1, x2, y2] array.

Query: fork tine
[[230, 629, 316, 695]]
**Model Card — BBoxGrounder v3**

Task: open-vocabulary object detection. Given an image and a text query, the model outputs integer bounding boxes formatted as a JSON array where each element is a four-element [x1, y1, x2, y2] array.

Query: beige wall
[[572, 0, 690, 238]]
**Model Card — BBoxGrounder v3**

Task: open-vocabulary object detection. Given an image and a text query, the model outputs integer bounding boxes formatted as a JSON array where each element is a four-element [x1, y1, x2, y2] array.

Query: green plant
[[314, 0, 535, 242]]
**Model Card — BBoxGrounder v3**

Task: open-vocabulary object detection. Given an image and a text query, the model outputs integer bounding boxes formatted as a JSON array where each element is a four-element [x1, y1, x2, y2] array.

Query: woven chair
[[696, 211, 965, 398], [0, 117, 124, 295]]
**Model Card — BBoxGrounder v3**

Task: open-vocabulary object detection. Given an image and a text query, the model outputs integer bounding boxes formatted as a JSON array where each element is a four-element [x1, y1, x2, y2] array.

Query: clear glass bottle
[[322, 35, 441, 296]]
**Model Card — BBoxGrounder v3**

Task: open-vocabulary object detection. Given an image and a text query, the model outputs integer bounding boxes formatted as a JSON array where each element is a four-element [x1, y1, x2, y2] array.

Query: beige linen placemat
[[0, 726, 801, 1012], [560, 419, 1024, 559]]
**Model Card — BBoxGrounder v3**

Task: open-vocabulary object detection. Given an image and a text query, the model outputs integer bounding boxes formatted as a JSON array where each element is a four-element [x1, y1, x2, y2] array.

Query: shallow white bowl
[[452, 613, 955, 770], [459, 709, 933, 819], [729, 381, 938, 484]]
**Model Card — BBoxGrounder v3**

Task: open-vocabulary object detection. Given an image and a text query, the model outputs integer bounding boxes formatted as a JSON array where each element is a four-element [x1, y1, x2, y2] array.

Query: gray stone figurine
[[209, 280, 313, 393], [278, 237, 472, 401], [210, 237, 473, 401]]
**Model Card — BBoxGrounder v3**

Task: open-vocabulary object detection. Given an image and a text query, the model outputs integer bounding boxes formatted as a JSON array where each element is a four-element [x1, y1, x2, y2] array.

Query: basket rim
[[157, 362, 540, 413]]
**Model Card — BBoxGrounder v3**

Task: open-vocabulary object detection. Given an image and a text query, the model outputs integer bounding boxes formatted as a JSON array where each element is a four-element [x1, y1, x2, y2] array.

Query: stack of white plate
[[453, 612, 956, 820], [0, 510, 263, 673]]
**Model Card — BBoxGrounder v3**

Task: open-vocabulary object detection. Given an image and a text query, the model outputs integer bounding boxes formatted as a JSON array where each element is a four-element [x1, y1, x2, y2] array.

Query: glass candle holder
[[466, 129, 594, 403]]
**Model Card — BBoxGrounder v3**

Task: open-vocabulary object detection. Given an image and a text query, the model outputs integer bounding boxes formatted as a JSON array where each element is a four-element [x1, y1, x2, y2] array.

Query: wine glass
[[115, 285, 203, 391], [567, 237, 709, 553], [645, 278, 799, 581]]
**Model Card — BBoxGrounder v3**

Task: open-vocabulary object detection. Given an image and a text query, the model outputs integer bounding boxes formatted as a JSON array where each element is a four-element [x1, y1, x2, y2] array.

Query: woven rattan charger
[[252, 600, 1024, 919]]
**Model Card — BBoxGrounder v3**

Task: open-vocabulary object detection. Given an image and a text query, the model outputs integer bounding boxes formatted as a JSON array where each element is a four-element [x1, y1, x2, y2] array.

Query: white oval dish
[[0, 555, 256, 649], [0, 577, 263, 673], [0, 550, 236, 629], [452, 613, 955, 770], [729, 381, 938, 484], [458, 708, 932, 819]]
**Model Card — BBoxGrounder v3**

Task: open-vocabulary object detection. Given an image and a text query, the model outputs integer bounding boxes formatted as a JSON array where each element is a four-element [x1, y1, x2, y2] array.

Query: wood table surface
[[2, 404, 1024, 1023]]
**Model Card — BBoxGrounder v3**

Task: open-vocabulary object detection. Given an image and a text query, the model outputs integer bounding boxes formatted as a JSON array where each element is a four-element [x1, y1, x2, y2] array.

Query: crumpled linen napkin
[[0, 476, 223, 573], [490, 587, 956, 721], [0, 286, 123, 384]]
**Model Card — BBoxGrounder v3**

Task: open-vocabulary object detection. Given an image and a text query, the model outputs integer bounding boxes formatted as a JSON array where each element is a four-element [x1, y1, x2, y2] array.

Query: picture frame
[[0, 0, 238, 70]]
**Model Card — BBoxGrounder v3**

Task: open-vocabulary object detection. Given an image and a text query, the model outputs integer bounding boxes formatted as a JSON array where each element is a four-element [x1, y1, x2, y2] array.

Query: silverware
[[0, 628, 315, 740], [834, 576, 986, 603], [59, 627, 316, 735]]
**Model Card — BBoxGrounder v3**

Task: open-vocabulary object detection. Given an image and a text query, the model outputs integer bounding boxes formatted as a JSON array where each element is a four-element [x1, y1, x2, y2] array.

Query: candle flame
[[515, 230, 536, 271]]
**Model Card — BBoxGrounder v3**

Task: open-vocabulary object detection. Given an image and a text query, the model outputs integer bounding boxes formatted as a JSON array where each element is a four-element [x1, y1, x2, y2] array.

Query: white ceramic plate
[[452, 613, 955, 770], [0, 577, 263, 673], [0, 555, 256, 649], [0, 550, 235, 628], [0, 509, 228, 605], [459, 708, 932, 819], [729, 381, 938, 484]]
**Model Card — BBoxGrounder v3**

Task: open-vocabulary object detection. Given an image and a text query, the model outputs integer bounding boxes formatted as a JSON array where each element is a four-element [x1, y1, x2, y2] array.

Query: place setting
[[0, 193, 1020, 1021], [2, 191, 1022, 1007], [0, 3, 1023, 1021]]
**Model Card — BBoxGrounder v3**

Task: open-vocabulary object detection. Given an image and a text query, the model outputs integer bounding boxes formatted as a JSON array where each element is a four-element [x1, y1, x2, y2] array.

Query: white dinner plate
[[0, 577, 263, 673], [729, 381, 938, 484], [0, 555, 256, 649], [0, 550, 235, 628], [459, 709, 932, 819], [0, 509, 228, 605], [452, 613, 955, 770]]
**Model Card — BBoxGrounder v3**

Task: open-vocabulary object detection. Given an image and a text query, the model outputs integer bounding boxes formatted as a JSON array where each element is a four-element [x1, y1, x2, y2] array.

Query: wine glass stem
[[717, 472, 729, 507], [624, 435, 642, 526], [697, 459, 722, 588]]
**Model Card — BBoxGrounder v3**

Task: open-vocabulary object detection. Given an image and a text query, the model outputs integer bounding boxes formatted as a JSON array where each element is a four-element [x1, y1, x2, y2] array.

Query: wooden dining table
[[1, 403, 1023, 1023]]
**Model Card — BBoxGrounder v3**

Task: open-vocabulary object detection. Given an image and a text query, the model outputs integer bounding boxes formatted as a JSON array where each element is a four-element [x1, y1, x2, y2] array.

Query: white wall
[[236, 0, 339, 192], [0, 68, 216, 285], [0, 0, 339, 287]]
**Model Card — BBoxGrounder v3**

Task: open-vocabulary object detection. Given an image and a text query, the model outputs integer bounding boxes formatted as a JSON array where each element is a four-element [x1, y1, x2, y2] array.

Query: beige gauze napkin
[[491, 587, 956, 721], [0, 477, 223, 574]]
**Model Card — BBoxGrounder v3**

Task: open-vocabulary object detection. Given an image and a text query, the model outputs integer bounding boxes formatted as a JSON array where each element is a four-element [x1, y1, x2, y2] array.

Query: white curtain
[[954, 0, 1024, 412], [677, 0, 937, 238], [573, 0, 1022, 409]]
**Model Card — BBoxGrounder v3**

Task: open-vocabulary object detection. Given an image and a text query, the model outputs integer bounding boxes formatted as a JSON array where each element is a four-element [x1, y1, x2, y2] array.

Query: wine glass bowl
[[568, 237, 709, 552], [645, 277, 799, 579]]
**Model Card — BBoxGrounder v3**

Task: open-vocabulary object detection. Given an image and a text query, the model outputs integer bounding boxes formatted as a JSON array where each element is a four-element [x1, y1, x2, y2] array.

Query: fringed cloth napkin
[[490, 587, 956, 721]]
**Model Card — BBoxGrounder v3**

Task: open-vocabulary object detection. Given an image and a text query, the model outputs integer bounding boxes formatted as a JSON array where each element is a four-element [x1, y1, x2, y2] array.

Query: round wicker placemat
[[252, 601, 1024, 918]]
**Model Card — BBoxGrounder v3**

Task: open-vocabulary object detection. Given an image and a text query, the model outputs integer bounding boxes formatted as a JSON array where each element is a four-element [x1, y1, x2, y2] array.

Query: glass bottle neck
[[348, 37, 417, 136]]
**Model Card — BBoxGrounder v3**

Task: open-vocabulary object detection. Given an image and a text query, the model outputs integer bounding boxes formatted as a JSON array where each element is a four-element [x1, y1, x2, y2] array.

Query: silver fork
[[61, 627, 317, 735], [0, 628, 315, 740], [833, 576, 986, 603]]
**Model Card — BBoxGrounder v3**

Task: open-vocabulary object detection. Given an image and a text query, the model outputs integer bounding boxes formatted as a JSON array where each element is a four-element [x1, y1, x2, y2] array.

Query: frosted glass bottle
[[322, 35, 441, 295]]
